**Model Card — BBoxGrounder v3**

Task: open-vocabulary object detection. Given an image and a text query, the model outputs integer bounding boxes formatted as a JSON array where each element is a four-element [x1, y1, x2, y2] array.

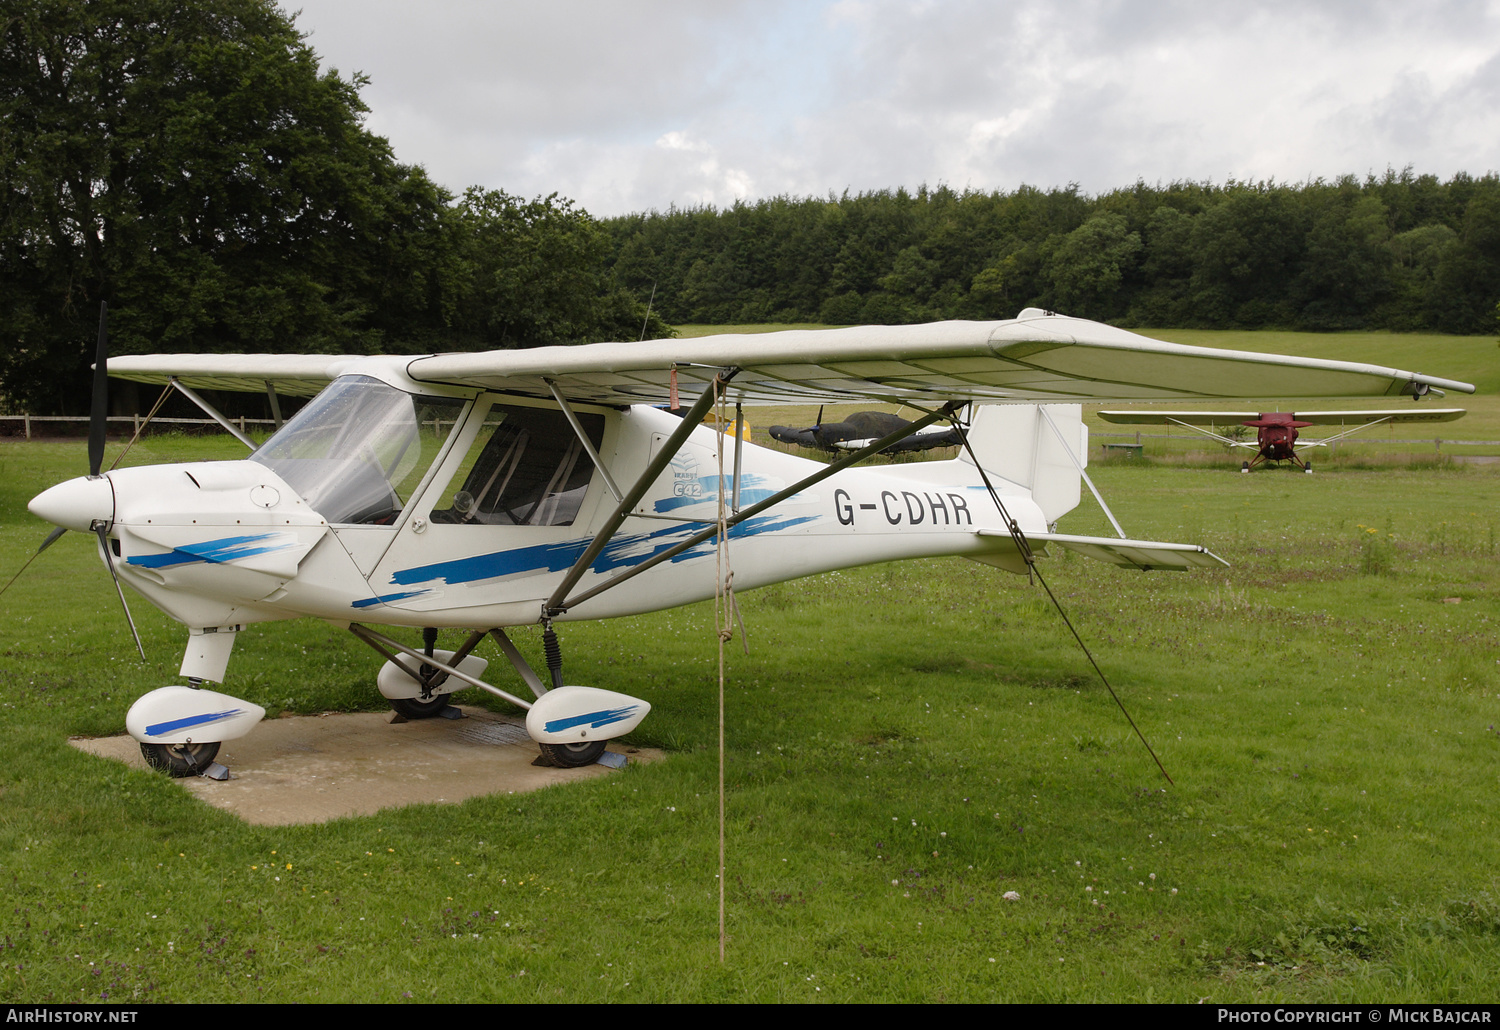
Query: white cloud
[[287, 0, 1500, 215]]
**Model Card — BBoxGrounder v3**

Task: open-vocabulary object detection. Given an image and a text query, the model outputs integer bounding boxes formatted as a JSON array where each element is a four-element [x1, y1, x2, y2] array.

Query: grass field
[[1, 329, 1498, 1003]]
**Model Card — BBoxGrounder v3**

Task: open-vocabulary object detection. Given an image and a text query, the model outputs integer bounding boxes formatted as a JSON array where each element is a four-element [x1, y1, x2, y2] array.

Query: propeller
[[809, 405, 828, 448], [1, 302, 146, 658], [0, 527, 66, 600], [88, 302, 145, 658], [89, 302, 108, 476]]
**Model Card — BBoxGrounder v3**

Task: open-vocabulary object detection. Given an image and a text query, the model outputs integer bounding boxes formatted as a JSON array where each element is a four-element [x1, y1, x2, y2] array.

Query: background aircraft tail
[[959, 403, 1087, 527]]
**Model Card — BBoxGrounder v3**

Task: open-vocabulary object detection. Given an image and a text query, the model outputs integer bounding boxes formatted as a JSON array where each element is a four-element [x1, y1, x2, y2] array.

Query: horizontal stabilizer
[[976, 529, 1228, 571]]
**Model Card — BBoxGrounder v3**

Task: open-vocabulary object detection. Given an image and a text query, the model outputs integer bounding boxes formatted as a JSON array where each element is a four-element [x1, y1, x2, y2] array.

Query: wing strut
[[1294, 415, 1392, 450], [732, 403, 745, 513], [169, 378, 256, 449], [543, 370, 740, 618], [107, 382, 174, 472], [1165, 417, 1254, 448], [544, 378, 623, 503], [547, 397, 966, 616]]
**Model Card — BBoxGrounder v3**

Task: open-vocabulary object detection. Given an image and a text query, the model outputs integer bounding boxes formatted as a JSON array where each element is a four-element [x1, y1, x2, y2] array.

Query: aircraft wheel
[[1240, 462, 1249, 473], [538, 740, 607, 768], [1304, 463, 1313, 474], [388, 694, 453, 719], [140, 740, 220, 778]]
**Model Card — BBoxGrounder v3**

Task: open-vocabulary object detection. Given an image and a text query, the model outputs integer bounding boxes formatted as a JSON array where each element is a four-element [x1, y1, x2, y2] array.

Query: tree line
[[3, 1, 1497, 417], [0, 0, 668, 414], [601, 173, 1500, 337]]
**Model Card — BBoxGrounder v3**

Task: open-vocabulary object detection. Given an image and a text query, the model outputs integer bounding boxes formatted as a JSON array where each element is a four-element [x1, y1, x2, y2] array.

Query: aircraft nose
[[29, 475, 115, 532]]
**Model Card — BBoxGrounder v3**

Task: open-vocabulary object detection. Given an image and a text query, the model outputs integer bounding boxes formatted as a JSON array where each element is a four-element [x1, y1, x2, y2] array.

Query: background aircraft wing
[[1290, 409, 1467, 425], [405, 311, 1475, 405], [1099, 408, 1467, 426], [1098, 411, 1259, 425]]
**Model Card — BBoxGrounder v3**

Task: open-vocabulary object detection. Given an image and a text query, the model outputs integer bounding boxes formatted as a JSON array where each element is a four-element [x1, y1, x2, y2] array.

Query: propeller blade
[[0, 526, 69, 602], [95, 525, 146, 660], [89, 301, 108, 477], [814, 404, 824, 428]]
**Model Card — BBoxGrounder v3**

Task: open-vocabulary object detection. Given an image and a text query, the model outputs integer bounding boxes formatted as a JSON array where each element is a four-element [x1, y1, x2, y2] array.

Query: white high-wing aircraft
[[1098, 407, 1467, 473], [24, 309, 1475, 778]]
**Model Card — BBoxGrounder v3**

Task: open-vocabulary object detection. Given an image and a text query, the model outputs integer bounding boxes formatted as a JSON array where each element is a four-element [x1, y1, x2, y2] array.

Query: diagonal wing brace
[[544, 370, 740, 618], [1293, 415, 1392, 449], [1164, 417, 1256, 449], [545, 396, 966, 616]]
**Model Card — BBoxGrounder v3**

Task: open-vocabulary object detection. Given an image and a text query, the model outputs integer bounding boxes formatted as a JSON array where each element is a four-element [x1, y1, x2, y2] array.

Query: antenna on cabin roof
[[639, 282, 658, 342]]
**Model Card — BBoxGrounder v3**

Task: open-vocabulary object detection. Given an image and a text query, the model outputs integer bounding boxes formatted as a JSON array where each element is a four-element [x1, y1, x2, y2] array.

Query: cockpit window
[[252, 376, 467, 524], [431, 403, 603, 527]]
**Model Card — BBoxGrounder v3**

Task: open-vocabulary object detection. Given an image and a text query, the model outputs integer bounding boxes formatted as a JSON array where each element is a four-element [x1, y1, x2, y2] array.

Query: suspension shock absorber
[[419, 626, 439, 697], [541, 619, 564, 692]]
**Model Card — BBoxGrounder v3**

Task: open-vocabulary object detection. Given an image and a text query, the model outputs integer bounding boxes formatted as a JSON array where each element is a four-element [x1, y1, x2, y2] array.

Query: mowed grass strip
[[0, 351, 1498, 1000]]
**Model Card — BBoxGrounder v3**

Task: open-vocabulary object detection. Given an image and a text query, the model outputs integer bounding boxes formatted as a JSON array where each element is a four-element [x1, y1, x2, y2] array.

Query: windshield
[[252, 376, 467, 524]]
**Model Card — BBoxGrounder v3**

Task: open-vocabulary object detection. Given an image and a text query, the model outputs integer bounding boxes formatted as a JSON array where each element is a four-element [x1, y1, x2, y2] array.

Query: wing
[[106, 310, 1476, 406], [1099, 408, 1467, 426], [405, 310, 1476, 404], [1098, 411, 1260, 425], [1289, 409, 1467, 425], [103, 353, 359, 398]]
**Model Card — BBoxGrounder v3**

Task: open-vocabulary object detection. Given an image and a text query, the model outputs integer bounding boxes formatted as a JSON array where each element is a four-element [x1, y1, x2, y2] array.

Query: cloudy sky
[[287, 0, 1500, 217]]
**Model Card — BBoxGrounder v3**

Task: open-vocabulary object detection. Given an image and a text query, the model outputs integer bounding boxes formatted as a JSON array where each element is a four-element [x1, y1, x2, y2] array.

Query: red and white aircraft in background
[[1098, 408, 1466, 472]]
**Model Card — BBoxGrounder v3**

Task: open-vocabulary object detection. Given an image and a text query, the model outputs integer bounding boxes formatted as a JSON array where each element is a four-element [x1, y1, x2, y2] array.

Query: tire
[[140, 740, 220, 778], [388, 694, 452, 719], [538, 740, 607, 768]]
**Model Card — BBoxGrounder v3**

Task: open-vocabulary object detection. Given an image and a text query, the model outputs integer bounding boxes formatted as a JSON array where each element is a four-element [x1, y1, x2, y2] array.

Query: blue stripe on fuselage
[[351, 590, 429, 609], [127, 533, 289, 569], [387, 514, 817, 589]]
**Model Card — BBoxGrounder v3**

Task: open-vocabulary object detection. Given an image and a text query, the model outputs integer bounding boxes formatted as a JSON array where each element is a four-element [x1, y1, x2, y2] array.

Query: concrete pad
[[70, 707, 661, 826]]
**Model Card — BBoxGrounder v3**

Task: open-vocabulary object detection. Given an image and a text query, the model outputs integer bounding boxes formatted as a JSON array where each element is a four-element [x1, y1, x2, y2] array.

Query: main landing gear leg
[[349, 623, 650, 771], [532, 621, 604, 767]]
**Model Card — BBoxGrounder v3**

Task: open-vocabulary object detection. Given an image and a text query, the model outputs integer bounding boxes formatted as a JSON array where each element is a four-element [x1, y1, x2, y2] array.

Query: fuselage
[[31, 370, 1052, 634], [1246, 413, 1314, 462]]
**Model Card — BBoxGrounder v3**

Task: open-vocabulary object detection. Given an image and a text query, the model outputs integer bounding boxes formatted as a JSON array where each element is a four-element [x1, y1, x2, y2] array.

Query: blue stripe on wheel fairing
[[543, 706, 640, 734], [146, 709, 244, 737]]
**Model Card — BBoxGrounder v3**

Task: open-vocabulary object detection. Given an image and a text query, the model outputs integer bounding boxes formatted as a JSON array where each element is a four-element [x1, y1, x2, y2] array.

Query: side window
[[431, 404, 604, 527]]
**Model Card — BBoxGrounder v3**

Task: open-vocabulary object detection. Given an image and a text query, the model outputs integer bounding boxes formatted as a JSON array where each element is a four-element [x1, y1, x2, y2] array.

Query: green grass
[[3, 383, 1500, 1000]]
